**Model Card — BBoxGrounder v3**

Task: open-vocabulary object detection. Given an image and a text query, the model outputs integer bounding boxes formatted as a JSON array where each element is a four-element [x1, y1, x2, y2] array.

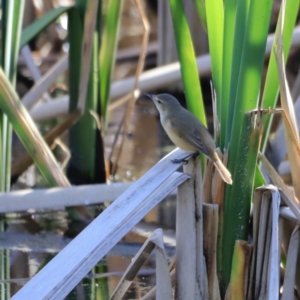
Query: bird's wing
[[170, 118, 210, 156]]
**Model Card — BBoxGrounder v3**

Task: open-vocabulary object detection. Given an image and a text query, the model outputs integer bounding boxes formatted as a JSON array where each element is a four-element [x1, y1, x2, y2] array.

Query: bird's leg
[[171, 152, 199, 164]]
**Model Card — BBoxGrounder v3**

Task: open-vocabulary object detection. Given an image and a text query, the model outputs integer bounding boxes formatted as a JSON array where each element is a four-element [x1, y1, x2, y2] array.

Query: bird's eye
[[157, 100, 162, 104]]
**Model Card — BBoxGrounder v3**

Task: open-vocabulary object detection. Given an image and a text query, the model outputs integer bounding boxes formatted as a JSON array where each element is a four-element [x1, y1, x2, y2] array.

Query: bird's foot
[[171, 153, 198, 164], [171, 158, 189, 164]]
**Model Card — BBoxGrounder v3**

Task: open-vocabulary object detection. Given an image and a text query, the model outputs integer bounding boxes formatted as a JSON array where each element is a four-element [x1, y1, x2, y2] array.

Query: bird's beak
[[144, 93, 154, 100]]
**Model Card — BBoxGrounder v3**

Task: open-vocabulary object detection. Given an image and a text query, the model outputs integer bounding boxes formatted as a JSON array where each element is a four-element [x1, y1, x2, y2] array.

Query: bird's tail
[[213, 157, 233, 185]]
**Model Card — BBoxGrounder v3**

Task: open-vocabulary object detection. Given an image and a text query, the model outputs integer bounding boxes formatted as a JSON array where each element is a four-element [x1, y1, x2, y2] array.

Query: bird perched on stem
[[145, 93, 232, 185]]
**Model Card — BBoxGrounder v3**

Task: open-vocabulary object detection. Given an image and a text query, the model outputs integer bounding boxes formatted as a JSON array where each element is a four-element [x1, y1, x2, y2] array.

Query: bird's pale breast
[[161, 118, 196, 152]]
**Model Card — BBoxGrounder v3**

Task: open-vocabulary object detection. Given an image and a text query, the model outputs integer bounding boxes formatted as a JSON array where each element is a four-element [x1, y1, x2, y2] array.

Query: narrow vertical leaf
[[99, 0, 124, 119], [169, 0, 206, 126], [68, 0, 106, 184], [206, 0, 223, 140], [219, 0, 237, 148], [1, 0, 25, 191], [68, 7, 83, 112], [224, 0, 250, 146]]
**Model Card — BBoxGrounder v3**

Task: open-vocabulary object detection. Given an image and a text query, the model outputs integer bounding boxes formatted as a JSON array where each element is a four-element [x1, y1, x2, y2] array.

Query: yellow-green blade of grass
[[0, 0, 8, 190], [260, 0, 299, 152], [205, 0, 223, 141], [1, 0, 25, 191], [224, 0, 250, 147], [0, 68, 70, 187], [20, 6, 72, 49], [169, 0, 206, 126], [99, 0, 124, 119], [253, 164, 266, 189], [4, 0, 24, 84], [219, 0, 237, 148]]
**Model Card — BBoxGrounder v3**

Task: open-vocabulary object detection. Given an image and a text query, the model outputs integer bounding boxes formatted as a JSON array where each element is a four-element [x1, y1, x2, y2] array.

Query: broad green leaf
[[222, 0, 274, 286], [223, 113, 261, 285]]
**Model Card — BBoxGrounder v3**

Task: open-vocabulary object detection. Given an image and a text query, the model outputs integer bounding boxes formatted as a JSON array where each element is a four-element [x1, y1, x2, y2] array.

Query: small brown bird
[[145, 93, 232, 185]]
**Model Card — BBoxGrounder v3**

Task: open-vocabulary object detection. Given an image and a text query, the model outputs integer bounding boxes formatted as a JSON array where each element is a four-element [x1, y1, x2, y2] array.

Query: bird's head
[[144, 93, 181, 115]]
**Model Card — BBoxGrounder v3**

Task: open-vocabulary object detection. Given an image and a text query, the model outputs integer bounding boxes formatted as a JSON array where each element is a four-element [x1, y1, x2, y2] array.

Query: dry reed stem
[[110, 229, 172, 300], [203, 203, 221, 300], [273, 0, 300, 203], [12, 110, 80, 177], [0, 68, 70, 187], [281, 226, 300, 300], [225, 240, 252, 300], [202, 159, 213, 203], [259, 152, 299, 207], [111, 0, 150, 175]]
